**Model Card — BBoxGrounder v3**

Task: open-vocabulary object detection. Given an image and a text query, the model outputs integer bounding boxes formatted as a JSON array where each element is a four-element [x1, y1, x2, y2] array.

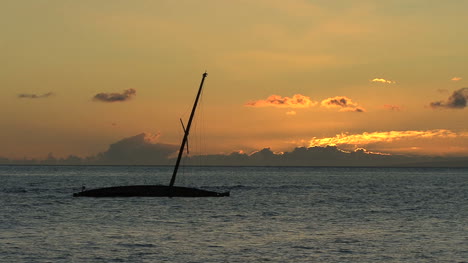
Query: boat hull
[[73, 185, 230, 197]]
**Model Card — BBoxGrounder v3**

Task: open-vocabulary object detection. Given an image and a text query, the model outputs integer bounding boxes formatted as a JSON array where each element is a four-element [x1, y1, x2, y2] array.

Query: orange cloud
[[371, 78, 396, 84], [353, 148, 391, 156], [309, 129, 460, 147], [321, 96, 366, 112], [245, 94, 317, 108], [286, 110, 297, 115], [451, 77, 462, 81]]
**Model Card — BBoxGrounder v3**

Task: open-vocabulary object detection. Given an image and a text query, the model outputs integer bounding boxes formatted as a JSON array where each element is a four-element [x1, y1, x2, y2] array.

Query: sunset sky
[[2, 0, 468, 160]]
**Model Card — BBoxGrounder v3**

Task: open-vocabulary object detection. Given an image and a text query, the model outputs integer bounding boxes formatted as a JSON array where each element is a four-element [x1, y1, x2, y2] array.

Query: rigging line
[[177, 86, 200, 182], [180, 150, 186, 185], [170, 72, 207, 187], [199, 85, 207, 165], [194, 82, 206, 167]]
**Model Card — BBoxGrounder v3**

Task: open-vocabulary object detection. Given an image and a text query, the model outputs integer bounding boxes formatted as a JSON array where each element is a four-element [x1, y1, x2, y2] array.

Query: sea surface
[[0, 165, 467, 263]]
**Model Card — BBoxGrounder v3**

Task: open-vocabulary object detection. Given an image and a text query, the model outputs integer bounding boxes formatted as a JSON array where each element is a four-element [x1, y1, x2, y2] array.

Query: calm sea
[[0, 165, 466, 263]]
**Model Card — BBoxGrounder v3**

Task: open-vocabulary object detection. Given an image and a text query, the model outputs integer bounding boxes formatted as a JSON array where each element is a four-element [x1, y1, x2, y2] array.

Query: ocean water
[[0, 166, 466, 263]]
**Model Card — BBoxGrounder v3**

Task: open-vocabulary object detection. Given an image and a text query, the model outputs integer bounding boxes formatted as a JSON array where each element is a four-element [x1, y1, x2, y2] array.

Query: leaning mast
[[169, 72, 208, 187]]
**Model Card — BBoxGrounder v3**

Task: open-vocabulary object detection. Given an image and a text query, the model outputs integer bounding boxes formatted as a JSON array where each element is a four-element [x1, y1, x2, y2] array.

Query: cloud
[[4, 131, 468, 166], [321, 96, 366, 112], [383, 104, 401, 111], [184, 146, 468, 167], [246, 94, 366, 112], [309, 129, 459, 148], [97, 133, 178, 165], [371, 78, 396, 84], [451, 77, 462, 81], [18, 92, 54, 99], [93, 88, 136, 102], [429, 88, 468, 109], [308, 129, 468, 157], [353, 147, 390, 156], [245, 94, 317, 108], [341, 107, 366, 112], [321, 96, 356, 107]]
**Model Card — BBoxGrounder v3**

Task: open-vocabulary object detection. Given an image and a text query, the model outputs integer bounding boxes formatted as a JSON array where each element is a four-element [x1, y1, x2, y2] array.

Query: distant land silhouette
[[182, 147, 468, 167], [2, 141, 467, 168]]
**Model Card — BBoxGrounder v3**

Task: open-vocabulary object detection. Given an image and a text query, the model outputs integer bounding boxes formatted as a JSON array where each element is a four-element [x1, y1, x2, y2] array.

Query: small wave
[[262, 211, 280, 217], [118, 243, 155, 248], [333, 238, 360, 244], [2, 188, 27, 193], [196, 185, 258, 191], [292, 245, 315, 250], [196, 184, 316, 192], [228, 185, 248, 190], [202, 185, 255, 190]]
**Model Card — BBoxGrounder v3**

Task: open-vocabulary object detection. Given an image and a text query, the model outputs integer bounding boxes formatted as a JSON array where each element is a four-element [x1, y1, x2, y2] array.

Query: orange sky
[[1, 1, 468, 160]]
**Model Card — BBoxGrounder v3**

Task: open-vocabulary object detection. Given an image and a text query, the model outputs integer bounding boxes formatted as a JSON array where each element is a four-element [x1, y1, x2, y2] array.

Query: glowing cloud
[[18, 92, 54, 99], [93, 88, 136, 102], [353, 148, 391, 156], [430, 88, 468, 109], [451, 77, 462, 81], [371, 78, 396, 84], [321, 96, 357, 108], [245, 94, 317, 108], [321, 96, 366, 112], [286, 110, 297, 115], [309, 129, 459, 147]]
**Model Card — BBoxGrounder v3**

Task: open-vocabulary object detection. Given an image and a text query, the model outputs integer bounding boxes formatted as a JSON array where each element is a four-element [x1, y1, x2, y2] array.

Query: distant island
[[2, 145, 467, 168]]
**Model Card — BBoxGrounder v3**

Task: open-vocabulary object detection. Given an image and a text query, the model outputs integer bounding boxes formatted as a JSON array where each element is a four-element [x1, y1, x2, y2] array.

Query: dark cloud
[[323, 97, 352, 107], [344, 107, 365, 113], [18, 92, 54, 99], [383, 104, 401, 111], [93, 89, 136, 102], [430, 88, 468, 109], [96, 133, 178, 165], [245, 94, 317, 108], [321, 96, 366, 112], [3, 135, 468, 167], [183, 146, 436, 166]]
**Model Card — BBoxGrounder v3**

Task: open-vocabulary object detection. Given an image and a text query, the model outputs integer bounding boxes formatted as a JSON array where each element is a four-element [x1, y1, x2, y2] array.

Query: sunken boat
[[74, 72, 229, 197]]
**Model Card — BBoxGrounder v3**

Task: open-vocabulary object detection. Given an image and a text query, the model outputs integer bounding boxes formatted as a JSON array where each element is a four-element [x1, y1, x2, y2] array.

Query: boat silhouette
[[74, 72, 229, 197]]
